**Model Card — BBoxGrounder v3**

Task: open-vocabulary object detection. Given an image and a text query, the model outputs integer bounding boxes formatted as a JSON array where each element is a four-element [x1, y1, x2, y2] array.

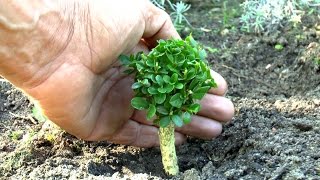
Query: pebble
[[183, 168, 200, 180]]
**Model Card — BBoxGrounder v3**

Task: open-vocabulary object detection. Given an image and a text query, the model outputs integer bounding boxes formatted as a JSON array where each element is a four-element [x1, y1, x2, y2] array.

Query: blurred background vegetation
[[151, 0, 320, 33]]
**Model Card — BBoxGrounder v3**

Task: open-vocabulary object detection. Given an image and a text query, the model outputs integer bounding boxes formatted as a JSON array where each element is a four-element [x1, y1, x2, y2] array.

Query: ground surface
[[0, 1, 320, 180]]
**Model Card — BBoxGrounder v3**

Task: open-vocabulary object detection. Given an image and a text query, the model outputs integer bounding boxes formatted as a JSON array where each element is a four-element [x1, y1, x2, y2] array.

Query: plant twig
[[9, 112, 38, 124]]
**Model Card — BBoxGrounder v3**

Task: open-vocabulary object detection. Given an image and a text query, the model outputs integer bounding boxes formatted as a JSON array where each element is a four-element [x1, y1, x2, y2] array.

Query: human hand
[[0, 0, 234, 147]]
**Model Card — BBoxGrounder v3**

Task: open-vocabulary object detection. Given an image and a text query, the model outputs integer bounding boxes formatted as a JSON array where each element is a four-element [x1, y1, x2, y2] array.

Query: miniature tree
[[120, 35, 217, 176]]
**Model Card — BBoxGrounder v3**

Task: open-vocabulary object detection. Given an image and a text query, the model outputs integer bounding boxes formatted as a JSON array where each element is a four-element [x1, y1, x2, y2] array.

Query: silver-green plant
[[167, 1, 192, 28], [150, 0, 192, 30], [240, 0, 320, 33]]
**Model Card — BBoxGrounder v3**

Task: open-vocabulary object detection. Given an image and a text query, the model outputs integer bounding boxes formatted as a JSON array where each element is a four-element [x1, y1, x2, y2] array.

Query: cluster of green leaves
[[120, 35, 217, 128]]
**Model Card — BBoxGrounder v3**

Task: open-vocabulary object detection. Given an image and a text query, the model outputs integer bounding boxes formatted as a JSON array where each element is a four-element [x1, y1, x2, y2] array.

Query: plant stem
[[159, 122, 179, 176]]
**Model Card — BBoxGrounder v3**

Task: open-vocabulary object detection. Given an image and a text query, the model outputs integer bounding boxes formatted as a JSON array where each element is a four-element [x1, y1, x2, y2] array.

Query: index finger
[[142, 1, 180, 48]]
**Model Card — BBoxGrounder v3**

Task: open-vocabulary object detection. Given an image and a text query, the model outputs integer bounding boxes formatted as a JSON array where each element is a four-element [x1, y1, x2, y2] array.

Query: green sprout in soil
[[120, 35, 217, 176], [274, 44, 284, 51], [314, 57, 320, 65], [32, 102, 48, 122]]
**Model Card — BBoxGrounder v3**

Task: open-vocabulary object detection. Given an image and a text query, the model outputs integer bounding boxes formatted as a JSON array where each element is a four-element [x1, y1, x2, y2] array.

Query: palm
[[29, 52, 141, 140]]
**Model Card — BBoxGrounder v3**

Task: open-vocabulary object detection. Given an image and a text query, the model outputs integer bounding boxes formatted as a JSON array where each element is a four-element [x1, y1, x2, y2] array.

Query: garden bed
[[0, 1, 319, 179]]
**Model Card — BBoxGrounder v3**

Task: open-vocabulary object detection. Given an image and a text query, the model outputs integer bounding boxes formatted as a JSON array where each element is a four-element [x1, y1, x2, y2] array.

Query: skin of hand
[[0, 0, 234, 147]]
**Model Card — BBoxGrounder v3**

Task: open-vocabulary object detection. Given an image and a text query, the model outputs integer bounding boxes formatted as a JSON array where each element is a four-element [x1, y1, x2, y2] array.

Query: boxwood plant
[[120, 35, 217, 176]]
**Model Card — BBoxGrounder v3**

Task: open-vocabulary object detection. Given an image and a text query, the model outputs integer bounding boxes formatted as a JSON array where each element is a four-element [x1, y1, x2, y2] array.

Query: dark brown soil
[[1, 1, 319, 179]]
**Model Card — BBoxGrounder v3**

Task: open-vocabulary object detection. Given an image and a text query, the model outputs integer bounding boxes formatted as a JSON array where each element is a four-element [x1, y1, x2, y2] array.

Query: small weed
[[1, 129, 36, 172], [1, 149, 33, 172], [222, 1, 241, 28], [32, 102, 48, 122], [275, 44, 284, 51], [9, 130, 23, 141], [204, 46, 220, 54], [314, 57, 320, 65]]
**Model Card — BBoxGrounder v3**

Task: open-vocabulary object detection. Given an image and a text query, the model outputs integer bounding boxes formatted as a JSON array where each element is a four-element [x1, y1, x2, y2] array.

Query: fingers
[[108, 120, 186, 148], [198, 94, 234, 123], [131, 110, 154, 126], [209, 70, 228, 96], [142, 1, 180, 48], [175, 115, 222, 139], [129, 40, 150, 54]]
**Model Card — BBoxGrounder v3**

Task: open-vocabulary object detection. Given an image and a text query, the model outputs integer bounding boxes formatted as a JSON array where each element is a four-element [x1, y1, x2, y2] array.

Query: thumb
[[142, 1, 181, 48]]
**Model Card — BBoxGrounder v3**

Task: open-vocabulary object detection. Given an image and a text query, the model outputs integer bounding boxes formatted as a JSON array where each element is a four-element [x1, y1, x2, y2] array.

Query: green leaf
[[147, 87, 158, 95], [157, 87, 167, 94], [163, 75, 171, 84], [136, 62, 144, 72], [200, 61, 208, 72], [186, 35, 198, 47], [175, 83, 184, 89], [123, 68, 135, 74], [196, 72, 207, 82], [146, 58, 155, 67], [192, 92, 206, 99], [166, 53, 174, 62], [131, 97, 149, 110], [154, 93, 166, 104], [189, 78, 199, 90], [195, 86, 210, 93], [32, 104, 48, 122], [119, 54, 130, 65], [155, 75, 163, 85], [199, 49, 207, 60], [157, 106, 169, 115], [147, 104, 156, 120], [159, 116, 171, 128], [186, 68, 196, 80], [141, 87, 148, 94], [131, 82, 141, 89], [182, 112, 192, 124], [167, 64, 179, 74], [206, 79, 217, 88], [188, 103, 201, 113], [165, 84, 175, 93], [193, 86, 210, 99], [170, 73, 178, 83], [176, 54, 185, 65], [172, 115, 183, 127], [141, 79, 150, 87], [169, 93, 183, 108]]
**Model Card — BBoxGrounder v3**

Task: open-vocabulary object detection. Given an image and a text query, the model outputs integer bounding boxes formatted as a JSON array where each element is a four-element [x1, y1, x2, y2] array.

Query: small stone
[[183, 168, 200, 180], [201, 161, 215, 179]]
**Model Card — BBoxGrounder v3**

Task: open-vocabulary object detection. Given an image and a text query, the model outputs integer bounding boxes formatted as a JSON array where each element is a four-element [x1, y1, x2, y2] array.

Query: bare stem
[[159, 122, 179, 176]]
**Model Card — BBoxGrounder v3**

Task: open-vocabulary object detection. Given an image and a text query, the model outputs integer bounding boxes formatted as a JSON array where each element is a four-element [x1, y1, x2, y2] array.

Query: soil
[[1, 1, 320, 180]]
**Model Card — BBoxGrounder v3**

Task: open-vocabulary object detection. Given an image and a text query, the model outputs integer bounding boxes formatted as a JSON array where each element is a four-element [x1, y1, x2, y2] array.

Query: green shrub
[[120, 35, 216, 175]]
